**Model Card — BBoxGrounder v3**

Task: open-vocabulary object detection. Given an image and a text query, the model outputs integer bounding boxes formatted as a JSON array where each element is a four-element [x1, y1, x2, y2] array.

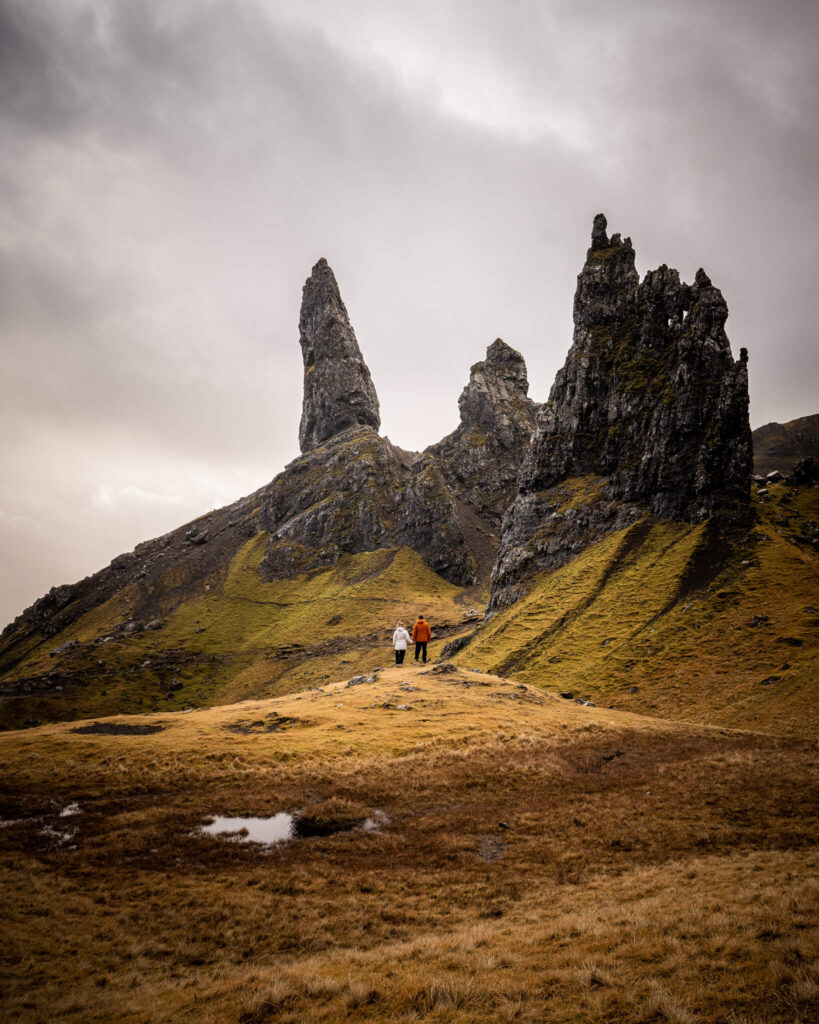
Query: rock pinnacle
[[298, 259, 381, 453]]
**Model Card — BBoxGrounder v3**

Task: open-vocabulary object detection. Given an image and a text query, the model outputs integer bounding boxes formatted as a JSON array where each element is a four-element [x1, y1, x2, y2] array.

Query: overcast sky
[[1, 0, 817, 627]]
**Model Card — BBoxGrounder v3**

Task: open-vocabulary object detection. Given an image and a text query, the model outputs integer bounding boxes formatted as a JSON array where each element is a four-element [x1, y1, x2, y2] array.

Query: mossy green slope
[[0, 542, 478, 730], [3, 475, 816, 737], [462, 480, 818, 736]]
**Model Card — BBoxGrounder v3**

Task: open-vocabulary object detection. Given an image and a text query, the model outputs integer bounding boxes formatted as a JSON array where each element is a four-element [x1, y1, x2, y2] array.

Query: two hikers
[[392, 622, 410, 665], [392, 614, 432, 664], [412, 614, 431, 663]]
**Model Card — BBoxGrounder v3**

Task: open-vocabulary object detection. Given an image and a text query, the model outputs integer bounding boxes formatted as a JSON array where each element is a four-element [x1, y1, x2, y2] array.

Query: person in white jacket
[[392, 622, 411, 665]]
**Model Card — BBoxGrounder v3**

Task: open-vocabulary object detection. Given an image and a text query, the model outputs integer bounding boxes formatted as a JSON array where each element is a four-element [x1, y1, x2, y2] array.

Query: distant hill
[[753, 414, 819, 475]]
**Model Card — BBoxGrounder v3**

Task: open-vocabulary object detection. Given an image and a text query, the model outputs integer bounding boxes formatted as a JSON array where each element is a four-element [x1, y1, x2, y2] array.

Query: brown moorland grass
[[1, 663, 817, 1022]]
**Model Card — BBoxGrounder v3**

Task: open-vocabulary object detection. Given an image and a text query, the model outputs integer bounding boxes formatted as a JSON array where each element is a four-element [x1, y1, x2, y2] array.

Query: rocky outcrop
[[264, 285, 543, 589], [490, 214, 753, 609], [259, 426, 478, 585], [428, 339, 538, 527], [790, 456, 819, 486], [1, 223, 760, 688], [298, 259, 380, 453], [263, 269, 527, 587]]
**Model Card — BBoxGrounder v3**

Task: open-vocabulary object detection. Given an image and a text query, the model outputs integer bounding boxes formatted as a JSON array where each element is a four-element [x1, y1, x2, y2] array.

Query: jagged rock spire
[[588, 211, 610, 253], [298, 258, 380, 453], [490, 214, 753, 609], [427, 338, 538, 531], [521, 214, 752, 515], [457, 338, 532, 436]]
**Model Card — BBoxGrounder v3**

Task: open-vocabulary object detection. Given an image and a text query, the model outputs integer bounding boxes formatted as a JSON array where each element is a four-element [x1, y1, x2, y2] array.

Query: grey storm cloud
[[1, 0, 817, 627]]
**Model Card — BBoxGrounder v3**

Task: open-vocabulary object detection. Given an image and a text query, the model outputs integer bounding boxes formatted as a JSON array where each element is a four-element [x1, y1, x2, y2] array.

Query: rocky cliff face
[[298, 259, 380, 453], [261, 263, 525, 588], [258, 425, 480, 586], [428, 339, 538, 528], [491, 214, 753, 608]]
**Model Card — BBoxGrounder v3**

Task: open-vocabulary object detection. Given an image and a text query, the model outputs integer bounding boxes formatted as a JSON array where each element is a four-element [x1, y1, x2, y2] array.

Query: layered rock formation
[[298, 258, 380, 452], [491, 214, 753, 608], [259, 262, 525, 587], [258, 426, 479, 586], [428, 339, 538, 527]]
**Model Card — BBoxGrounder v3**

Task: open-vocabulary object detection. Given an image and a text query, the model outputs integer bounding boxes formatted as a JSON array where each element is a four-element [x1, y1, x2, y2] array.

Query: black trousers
[[395, 648, 406, 665], [414, 641, 428, 663]]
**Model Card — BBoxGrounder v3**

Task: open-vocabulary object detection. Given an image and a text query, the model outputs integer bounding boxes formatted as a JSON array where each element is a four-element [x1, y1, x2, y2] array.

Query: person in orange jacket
[[411, 614, 432, 663]]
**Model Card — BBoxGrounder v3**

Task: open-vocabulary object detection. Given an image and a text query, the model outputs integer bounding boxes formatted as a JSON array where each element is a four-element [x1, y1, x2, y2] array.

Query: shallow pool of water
[[201, 813, 295, 845], [200, 809, 389, 846], [361, 810, 389, 832]]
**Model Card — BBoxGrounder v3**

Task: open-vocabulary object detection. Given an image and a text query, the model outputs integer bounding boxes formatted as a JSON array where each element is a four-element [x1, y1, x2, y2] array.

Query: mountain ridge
[[1, 215, 816, 735], [752, 413, 819, 476]]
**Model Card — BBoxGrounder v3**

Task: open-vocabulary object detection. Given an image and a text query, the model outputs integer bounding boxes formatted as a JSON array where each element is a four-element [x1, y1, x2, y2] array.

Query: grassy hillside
[[461, 480, 819, 736], [0, 543, 480, 730], [4, 477, 816, 737], [1, 663, 817, 1023], [3, 482, 816, 1021]]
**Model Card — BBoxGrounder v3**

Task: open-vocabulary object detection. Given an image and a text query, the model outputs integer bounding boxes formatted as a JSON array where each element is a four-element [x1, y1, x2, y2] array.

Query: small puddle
[[201, 813, 296, 845], [199, 809, 388, 847]]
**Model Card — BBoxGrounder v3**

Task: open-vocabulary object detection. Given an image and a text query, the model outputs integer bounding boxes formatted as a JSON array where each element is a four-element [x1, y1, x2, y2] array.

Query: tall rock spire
[[489, 214, 753, 609], [521, 214, 752, 516], [298, 258, 380, 453]]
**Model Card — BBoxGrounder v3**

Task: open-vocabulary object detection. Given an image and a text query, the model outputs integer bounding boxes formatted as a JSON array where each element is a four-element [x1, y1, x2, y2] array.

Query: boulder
[[441, 636, 471, 658], [49, 640, 80, 658], [790, 456, 819, 485]]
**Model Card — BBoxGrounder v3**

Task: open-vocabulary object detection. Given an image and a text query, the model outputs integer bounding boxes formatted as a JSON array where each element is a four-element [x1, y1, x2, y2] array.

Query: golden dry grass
[[1, 663, 817, 1022]]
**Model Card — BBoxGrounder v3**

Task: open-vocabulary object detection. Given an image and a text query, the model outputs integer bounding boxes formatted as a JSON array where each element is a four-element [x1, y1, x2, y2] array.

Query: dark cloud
[[1, 0, 817, 626]]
